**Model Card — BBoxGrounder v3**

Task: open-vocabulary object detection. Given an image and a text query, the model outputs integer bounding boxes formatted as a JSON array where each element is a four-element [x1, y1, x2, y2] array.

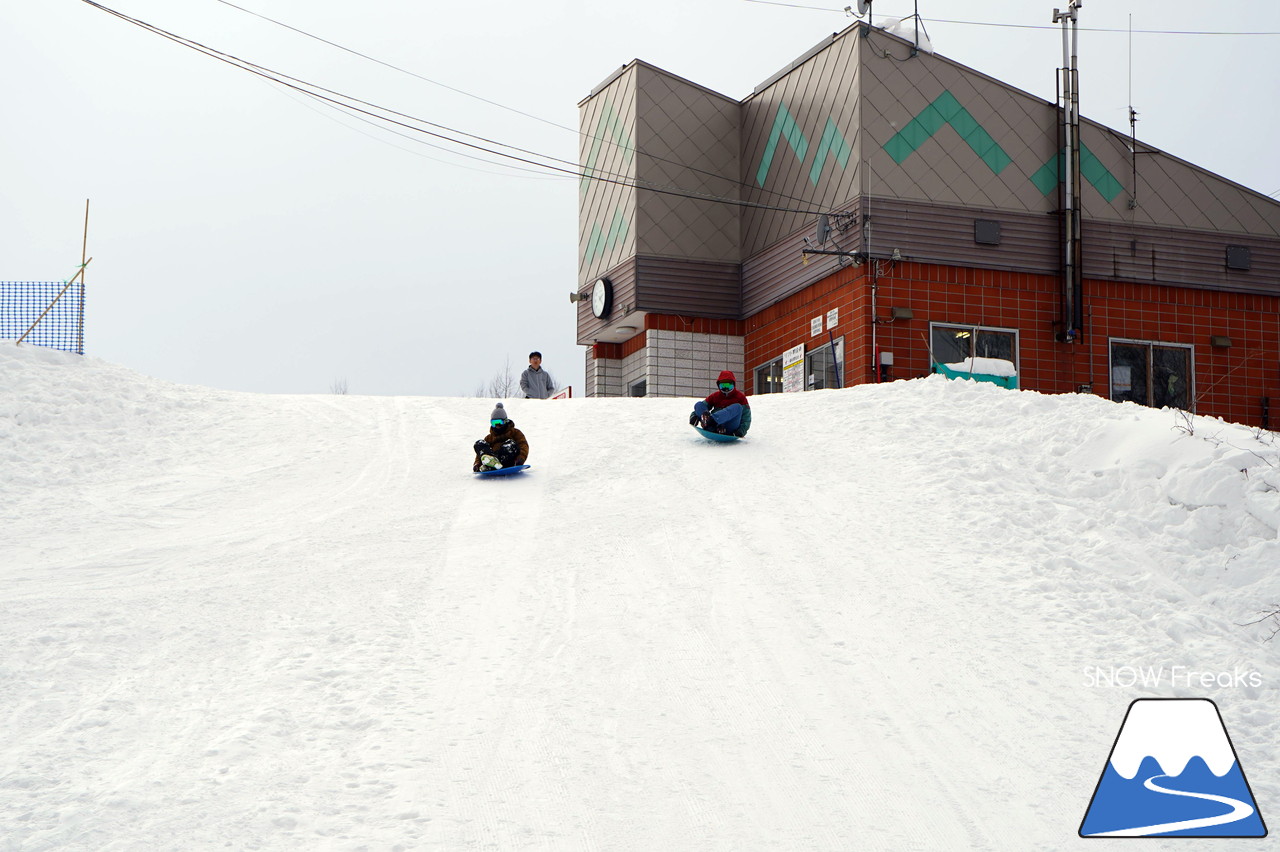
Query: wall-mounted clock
[[591, 277, 613, 319]]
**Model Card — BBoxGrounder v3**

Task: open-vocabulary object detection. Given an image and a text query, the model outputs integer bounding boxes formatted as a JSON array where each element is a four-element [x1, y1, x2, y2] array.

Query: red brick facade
[[730, 261, 1280, 428]]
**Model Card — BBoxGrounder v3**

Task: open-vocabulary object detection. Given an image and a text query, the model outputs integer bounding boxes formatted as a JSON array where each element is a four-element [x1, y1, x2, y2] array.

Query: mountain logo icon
[[1080, 698, 1267, 838]]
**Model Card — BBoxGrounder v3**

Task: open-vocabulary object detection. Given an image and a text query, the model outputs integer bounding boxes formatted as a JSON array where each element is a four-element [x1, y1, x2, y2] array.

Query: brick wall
[[588, 326, 745, 398], [743, 260, 1280, 427]]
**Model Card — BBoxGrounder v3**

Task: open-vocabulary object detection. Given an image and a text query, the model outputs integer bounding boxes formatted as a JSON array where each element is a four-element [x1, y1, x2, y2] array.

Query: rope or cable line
[[739, 0, 1280, 35], [79, 0, 835, 217], [271, 81, 570, 180], [78, 2, 654, 192], [210, 0, 567, 132], [205, 0, 829, 213]]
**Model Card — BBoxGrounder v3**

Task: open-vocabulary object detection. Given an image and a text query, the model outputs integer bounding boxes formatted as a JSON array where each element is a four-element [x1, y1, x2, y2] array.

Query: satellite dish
[[856, 0, 872, 18]]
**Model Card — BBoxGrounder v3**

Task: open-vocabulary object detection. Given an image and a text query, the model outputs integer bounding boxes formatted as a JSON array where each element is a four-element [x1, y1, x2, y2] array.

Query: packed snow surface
[[2, 341, 1278, 850]]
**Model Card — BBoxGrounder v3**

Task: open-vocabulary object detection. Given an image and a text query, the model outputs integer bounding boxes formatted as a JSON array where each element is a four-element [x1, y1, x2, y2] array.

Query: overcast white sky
[[3, 1, 1277, 396]]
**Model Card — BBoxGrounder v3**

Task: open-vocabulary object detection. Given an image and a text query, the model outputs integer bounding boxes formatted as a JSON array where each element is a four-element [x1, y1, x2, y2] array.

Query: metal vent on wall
[[1226, 245, 1252, 271], [974, 219, 1002, 246]]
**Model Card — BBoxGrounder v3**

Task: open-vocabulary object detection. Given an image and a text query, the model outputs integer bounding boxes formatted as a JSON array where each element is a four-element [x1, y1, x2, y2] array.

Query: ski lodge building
[[574, 19, 1280, 428]]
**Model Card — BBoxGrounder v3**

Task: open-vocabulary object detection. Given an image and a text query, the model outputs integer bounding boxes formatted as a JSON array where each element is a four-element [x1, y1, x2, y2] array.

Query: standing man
[[520, 351, 556, 399]]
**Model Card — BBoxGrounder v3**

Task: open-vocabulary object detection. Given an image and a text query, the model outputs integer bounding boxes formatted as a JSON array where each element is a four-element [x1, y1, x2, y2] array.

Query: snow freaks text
[[1083, 666, 1263, 689]]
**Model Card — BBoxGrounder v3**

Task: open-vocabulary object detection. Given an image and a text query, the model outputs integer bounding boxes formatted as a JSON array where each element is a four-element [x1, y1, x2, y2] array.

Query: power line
[[205, 0, 828, 213], [739, 0, 1280, 35], [209, 0, 567, 133], [78, 0, 833, 218], [270, 81, 570, 181]]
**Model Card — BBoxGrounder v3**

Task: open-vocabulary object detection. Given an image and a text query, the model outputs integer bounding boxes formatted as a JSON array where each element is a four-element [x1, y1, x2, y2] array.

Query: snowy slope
[[2, 341, 1278, 851]]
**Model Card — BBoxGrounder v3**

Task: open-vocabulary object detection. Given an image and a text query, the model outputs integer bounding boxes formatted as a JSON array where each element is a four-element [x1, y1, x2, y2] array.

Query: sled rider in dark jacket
[[473, 403, 530, 471]]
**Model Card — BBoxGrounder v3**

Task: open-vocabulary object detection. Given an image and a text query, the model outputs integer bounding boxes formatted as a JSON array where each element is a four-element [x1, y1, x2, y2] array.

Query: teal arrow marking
[[884, 90, 1011, 175], [809, 117, 852, 186], [582, 101, 635, 195], [584, 207, 630, 265], [1031, 143, 1124, 203], [756, 102, 810, 187]]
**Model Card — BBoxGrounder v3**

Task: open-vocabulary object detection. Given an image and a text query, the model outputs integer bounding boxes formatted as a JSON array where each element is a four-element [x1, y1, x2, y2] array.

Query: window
[[628, 378, 647, 398], [1109, 340, 1193, 411], [755, 358, 784, 395], [806, 337, 844, 390], [930, 323, 1018, 371]]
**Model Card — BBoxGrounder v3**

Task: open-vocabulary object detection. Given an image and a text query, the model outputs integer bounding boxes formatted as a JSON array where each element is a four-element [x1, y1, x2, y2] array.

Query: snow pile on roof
[[883, 14, 934, 53], [2, 341, 1277, 850]]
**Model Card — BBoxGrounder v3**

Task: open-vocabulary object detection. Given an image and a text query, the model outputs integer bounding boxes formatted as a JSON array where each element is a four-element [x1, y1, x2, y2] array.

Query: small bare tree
[[475, 357, 518, 398], [1241, 606, 1280, 641], [330, 377, 348, 395]]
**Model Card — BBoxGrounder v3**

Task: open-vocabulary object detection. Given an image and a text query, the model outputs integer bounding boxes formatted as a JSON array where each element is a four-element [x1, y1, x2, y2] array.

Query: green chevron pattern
[[809, 117, 852, 187], [1030, 144, 1124, 203], [883, 90, 1011, 175], [581, 101, 635, 196], [756, 102, 810, 187], [584, 207, 630, 265]]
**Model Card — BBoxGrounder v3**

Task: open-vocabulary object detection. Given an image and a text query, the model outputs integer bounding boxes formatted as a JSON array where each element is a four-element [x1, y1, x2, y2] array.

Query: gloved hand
[[500, 439, 517, 453], [689, 412, 699, 425], [473, 439, 489, 454]]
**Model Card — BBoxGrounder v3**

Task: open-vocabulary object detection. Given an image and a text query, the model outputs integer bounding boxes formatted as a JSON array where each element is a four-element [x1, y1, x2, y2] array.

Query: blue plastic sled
[[475, 464, 531, 477], [693, 425, 741, 442]]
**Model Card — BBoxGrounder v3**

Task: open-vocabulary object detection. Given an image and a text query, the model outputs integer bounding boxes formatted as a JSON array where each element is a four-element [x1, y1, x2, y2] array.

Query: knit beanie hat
[[490, 403, 508, 422]]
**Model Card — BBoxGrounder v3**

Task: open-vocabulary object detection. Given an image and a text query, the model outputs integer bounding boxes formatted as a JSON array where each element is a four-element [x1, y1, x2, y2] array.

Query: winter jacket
[[520, 367, 556, 399], [701, 388, 750, 411], [473, 420, 529, 471]]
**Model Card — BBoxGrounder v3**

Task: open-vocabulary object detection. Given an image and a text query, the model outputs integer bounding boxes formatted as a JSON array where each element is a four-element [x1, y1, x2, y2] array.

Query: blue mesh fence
[[1, 280, 86, 354]]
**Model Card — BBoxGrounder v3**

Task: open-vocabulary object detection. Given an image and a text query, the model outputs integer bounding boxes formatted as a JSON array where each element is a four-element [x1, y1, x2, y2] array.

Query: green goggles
[[490, 419, 505, 428], [718, 382, 734, 392]]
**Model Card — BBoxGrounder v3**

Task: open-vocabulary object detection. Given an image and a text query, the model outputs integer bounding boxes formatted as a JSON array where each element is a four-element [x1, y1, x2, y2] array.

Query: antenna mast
[[1053, 0, 1084, 343], [1127, 14, 1139, 210]]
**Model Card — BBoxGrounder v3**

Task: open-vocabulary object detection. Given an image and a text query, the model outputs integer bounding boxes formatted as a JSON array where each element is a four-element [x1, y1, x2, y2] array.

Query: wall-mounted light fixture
[[890, 306, 914, 320], [1210, 335, 1233, 348], [569, 292, 589, 303]]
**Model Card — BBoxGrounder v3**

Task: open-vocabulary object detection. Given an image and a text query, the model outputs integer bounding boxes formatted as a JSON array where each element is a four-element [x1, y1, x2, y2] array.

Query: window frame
[[929, 322, 1020, 374], [1108, 337, 1195, 412], [805, 336, 844, 390], [754, 357, 785, 395]]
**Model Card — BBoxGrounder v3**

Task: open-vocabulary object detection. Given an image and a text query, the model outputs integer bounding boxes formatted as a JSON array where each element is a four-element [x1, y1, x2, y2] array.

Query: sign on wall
[[811, 316, 823, 337], [782, 343, 806, 393]]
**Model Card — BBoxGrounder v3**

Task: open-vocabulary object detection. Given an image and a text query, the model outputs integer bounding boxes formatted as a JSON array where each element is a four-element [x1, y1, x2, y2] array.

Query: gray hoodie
[[520, 366, 556, 399]]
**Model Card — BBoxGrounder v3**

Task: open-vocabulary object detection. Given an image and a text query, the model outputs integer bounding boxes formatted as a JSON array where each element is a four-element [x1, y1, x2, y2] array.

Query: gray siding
[[863, 197, 1059, 273], [1085, 221, 1280, 296], [576, 258, 638, 345], [742, 226, 852, 317], [635, 257, 741, 318], [841, 196, 1280, 296]]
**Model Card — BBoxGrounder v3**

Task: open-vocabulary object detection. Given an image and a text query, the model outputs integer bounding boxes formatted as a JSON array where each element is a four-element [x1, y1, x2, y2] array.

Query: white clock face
[[591, 278, 611, 318]]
